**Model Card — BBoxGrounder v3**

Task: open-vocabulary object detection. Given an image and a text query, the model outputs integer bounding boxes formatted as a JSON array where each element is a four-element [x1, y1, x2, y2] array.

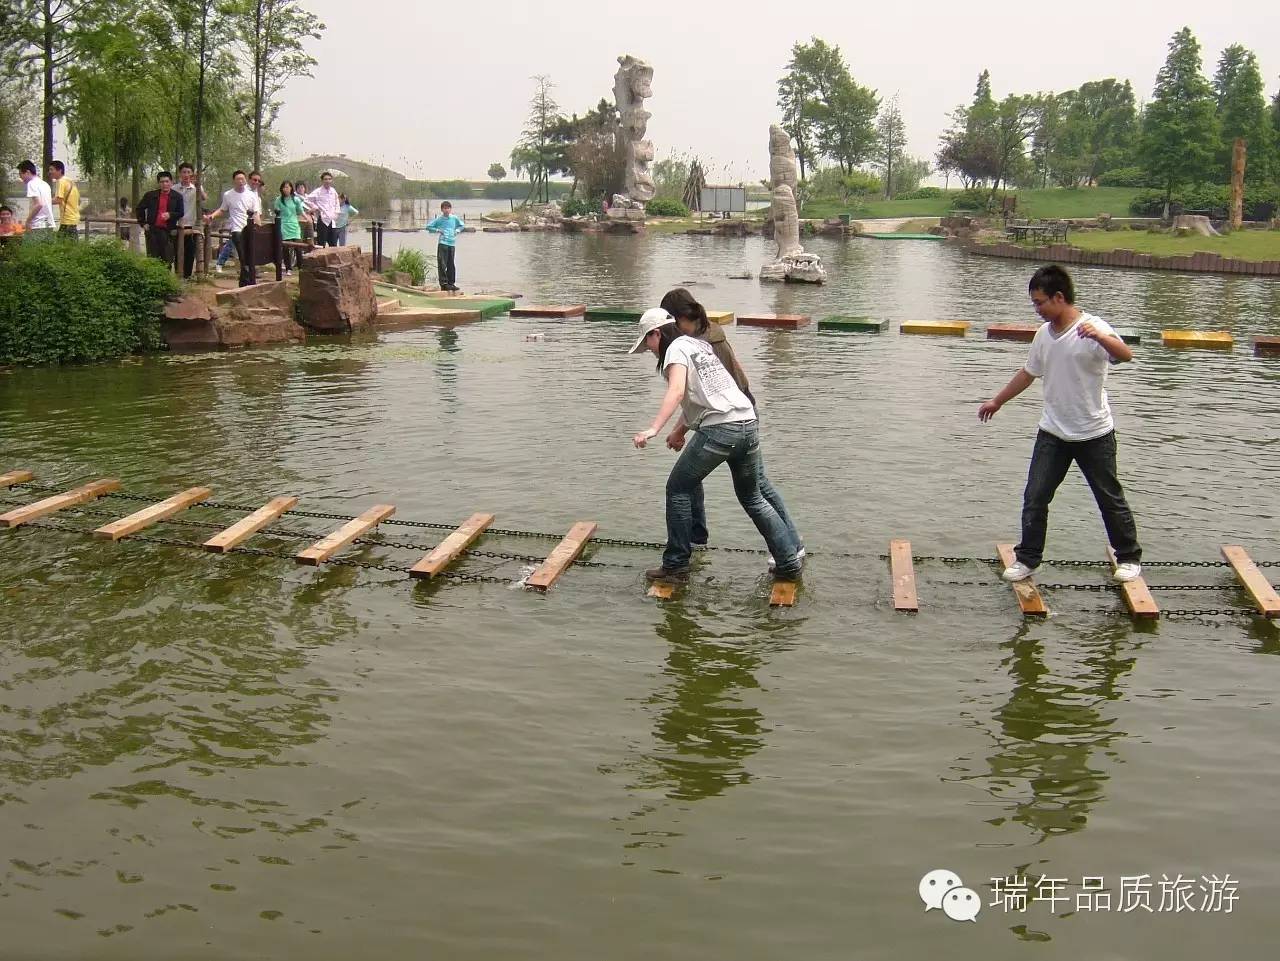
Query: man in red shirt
[[137, 170, 185, 266]]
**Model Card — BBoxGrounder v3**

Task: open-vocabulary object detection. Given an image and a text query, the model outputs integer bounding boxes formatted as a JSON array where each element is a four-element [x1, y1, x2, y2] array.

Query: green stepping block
[[420, 297, 515, 319], [819, 316, 888, 332], [585, 307, 643, 321], [1113, 327, 1142, 346]]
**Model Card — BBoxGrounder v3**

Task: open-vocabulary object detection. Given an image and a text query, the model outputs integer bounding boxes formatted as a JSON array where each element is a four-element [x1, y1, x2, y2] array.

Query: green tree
[[227, 0, 324, 172], [937, 71, 1000, 189], [987, 93, 1040, 202], [1, 0, 117, 170], [0, 73, 39, 197], [873, 95, 906, 197], [1138, 27, 1219, 205], [510, 75, 564, 204], [1052, 80, 1138, 186], [777, 38, 877, 176], [1212, 44, 1272, 183], [817, 73, 879, 174], [1028, 92, 1065, 188], [487, 162, 506, 181]]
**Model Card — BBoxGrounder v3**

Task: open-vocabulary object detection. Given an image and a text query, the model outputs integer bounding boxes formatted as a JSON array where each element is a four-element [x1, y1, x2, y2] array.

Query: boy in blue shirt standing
[[425, 201, 465, 291]]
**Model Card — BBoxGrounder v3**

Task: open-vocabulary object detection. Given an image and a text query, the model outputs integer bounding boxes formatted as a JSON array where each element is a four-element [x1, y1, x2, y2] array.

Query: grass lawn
[[801, 187, 1142, 221], [1066, 228, 1280, 261]]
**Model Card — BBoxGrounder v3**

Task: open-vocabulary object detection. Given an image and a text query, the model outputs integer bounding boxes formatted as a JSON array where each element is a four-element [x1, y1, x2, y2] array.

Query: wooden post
[[409, 512, 496, 579], [273, 219, 283, 282], [526, 521, 597, 591], [1230, 137, 1246, 232], [996, 543, 1048, 618], [93, 486, 213, 541], [1, 479, 121, 528], [1221, 545, 1280, 618], [1106, 547, 1159, 620], [203, 496, 300, 553], [889, 539, 918, 612], [203, 222, 212, 275], [175, 224, 186, 276], [0, 469, 34, 487], [295, 505, 396, 566]]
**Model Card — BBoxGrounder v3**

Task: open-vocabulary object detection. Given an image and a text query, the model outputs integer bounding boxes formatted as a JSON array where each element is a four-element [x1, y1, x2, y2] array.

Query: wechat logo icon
[[919, 869, 981, 923]]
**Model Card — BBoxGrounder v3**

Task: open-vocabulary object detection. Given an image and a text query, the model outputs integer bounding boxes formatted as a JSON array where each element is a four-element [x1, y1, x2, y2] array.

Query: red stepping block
[[986, 323, 1040, 342], [1254, 335, 1280, 357], [510, 304, 586, 318], [737, 314, 811, 329]]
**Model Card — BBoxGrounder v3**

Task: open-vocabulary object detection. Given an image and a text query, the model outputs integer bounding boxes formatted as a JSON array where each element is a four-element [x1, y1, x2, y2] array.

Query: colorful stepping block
[[737, 314, 811, 329], [1161, 330, 1233, 349], [1253, 335, 1280, 357], [705, 310, 735, 326], [510, 304, 587, 318], [1113, 328, 1142, 346], [901, 320, 969, 337], [985, 323, 1039, 342], [585, 307, 642, 321], [818, 316, 887, 332]]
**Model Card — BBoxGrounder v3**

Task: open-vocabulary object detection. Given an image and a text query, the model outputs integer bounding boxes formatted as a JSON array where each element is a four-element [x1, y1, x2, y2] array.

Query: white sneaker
[[1002, 561, 1035, 582], [215, 264, 225, 274], [1113, 562, 1142, 583], [767, 547, 806, 570]]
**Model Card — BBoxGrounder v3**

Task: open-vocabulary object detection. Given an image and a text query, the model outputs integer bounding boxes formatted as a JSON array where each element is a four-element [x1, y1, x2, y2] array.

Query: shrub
[[389, 247, 430, 286], [897, 186, 943, 199], [1097, 166, 1156, 188], [644, 197, 690, 217], [1127, 183, 1277, 220], [0, 239, 178, 365], [949, 188, 992, 211], [560, 197, 595, 218]]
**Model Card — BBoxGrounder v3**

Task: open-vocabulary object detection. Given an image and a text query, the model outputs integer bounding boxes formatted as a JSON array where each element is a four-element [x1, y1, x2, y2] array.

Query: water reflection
[[952, 623, 1137, 842]]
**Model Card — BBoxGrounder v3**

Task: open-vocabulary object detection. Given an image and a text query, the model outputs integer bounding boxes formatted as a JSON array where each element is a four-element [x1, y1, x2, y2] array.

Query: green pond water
[[1, 234, 1279, 959]]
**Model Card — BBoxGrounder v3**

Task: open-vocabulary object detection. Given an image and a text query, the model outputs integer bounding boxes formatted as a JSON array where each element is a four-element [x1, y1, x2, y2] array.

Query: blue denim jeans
[[664, 421, 801, 576], [689, 472, 800, 550], [1015, 429, 1142, 569]]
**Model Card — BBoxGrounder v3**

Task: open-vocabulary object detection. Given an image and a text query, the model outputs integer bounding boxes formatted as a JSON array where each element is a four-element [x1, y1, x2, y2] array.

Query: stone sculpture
[[761, 124, 825, 284], [613, 55, 655, 207]]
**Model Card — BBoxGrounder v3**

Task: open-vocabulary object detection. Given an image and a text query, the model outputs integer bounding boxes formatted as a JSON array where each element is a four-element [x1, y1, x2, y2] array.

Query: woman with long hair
[[629, 306, 803, 584], [273, 180, 307, 274]]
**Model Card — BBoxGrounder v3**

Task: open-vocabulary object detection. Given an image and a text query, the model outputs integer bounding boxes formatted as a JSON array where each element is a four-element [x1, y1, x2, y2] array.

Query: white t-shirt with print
[[26, 177, 55, 229], [1024, 311, 1119, 442], [217, 186, 262, 232], [662, 335, 755, 429]]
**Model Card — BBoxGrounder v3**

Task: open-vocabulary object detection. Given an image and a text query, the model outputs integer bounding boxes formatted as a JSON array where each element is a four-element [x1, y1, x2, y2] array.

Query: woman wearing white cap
[[629, 307, 803, 584]]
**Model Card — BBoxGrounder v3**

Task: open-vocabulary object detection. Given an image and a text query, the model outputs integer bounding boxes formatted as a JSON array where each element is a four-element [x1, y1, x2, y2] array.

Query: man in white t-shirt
[[204, 169, 263, 287], [978, 265, 1143, 583], [17, 160, 55, 240]]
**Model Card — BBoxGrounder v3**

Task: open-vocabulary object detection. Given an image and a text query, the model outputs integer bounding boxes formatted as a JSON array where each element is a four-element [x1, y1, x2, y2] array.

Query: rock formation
[[613, 55, 655, 207], [760, 124, 825, 284], [297, 246, 378, 333]]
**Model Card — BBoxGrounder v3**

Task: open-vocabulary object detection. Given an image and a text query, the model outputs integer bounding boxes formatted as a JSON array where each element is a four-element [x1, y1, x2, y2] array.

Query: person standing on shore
[[17, 161, 55, 242], [174, 163, 207, 278], [273, 180, 306, 275], [335, 193, 358, 246], [978, 264, 1143, 583], [628, 307, 803, 585], [304, 171, 340, 247], [137, 170, 185, 265], [425, 201, 464, 291], [204, 170, 263, 287], [0, 205, 24, 240], [48, 161, 80, 239]]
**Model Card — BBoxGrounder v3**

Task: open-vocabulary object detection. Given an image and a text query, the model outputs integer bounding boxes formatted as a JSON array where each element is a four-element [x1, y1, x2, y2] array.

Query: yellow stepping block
[[706, 310, 735, 326], [1161, 330, 1233, 349], [900, 320, 969, 337]]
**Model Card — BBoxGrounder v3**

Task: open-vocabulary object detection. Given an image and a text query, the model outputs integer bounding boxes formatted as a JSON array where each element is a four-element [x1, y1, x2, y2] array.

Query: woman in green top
[[273, 180, 308, 274]]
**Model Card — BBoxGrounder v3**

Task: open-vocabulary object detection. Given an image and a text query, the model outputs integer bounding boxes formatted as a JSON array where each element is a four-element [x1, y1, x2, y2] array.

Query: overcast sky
[[278, 0, 1279, 183]]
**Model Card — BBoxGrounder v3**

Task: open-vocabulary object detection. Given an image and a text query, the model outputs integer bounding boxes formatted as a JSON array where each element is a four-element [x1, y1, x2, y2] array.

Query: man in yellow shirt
[[48, 160, 80, 238]]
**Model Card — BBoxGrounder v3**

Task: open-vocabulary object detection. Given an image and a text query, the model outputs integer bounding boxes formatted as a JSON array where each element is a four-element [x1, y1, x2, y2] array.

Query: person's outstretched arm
[[1078, 320, 1133, 363], [634, 365, 688, 447], [978, 369, 1035, 422]]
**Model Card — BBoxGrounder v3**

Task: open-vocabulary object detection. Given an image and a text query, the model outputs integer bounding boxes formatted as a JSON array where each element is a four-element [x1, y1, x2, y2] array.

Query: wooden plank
[[889, 539, 918, 612], [1221, 545, 1280, 617], [705, 310, 735, 326], [1, 478, 121, 528], [737, 313, 811, 329], [510, 304, 587, 318], [0, 469, 34, 487], [996, 543, 1048, 618], [1161, 329, 1233, 349], [1112, 327, 1143, 346], [1253, 335, 1280, 357], [1106, 547, 1159, 620], [901, 320, 970, 337], [818, 316, 887, 332], [769, 580, 798, 607], [985, 323, 1039, 342], [409, 512, 496, 579], [646, 581, 676, 600], [525, 521, 597, 591], [202, 496, 299, 553], [295, 504, 396, 566], [93, 486, 213, 541]]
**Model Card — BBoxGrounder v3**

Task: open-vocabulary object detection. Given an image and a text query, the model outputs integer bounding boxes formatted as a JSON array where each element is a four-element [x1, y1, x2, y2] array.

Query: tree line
[[0, 0, 324, 209]]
